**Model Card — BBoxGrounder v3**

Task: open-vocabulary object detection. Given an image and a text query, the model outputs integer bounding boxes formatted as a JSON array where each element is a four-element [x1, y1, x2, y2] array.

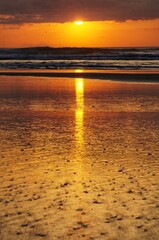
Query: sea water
[[0, 47, 159, 70]]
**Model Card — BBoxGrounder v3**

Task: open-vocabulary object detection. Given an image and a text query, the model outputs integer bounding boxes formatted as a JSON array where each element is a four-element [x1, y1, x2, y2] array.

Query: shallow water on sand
[[0, 76, 159, 240]]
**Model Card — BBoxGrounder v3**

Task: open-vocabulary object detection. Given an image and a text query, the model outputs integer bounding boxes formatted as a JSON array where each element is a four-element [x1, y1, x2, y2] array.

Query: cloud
[[0, 0, 159, 24]]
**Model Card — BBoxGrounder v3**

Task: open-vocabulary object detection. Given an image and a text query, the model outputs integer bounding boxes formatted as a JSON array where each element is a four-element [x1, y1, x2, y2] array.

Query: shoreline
[[0, 70, 159, 82]]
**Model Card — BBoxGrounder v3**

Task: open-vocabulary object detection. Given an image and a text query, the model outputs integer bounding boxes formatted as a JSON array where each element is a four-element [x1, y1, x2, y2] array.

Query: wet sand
[[0, 76, 159, 240], [0, 69, 159, 82]]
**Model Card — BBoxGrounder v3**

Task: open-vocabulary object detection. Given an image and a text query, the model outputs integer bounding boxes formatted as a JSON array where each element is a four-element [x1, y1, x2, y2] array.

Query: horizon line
[[0, 46, 159, 49]]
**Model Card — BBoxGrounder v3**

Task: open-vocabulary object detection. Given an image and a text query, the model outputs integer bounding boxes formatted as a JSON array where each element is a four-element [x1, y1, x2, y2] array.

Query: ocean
[[0, 47, 159, 70]]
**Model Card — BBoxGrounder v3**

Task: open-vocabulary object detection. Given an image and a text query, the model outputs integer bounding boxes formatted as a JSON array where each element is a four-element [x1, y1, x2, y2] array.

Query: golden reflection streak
[[73, 78, 86, 207], [75, 78, 84, 155], [74, 69, 84, 73]]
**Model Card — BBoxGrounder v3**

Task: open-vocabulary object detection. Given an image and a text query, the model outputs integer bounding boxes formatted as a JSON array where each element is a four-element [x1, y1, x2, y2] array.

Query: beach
[[0, 74, 159, 240]]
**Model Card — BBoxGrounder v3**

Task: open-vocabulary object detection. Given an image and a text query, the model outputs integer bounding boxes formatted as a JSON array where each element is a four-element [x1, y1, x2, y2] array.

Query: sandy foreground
[[0, 75, 159, 240]]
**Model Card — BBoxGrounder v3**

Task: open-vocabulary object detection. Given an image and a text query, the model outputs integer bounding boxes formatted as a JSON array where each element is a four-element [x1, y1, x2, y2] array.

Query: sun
[[74, 21, 84, 26]]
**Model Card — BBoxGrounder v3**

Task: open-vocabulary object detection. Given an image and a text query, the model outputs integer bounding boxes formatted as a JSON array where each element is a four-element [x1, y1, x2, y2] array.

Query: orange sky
[[1, 19, 159, 48]]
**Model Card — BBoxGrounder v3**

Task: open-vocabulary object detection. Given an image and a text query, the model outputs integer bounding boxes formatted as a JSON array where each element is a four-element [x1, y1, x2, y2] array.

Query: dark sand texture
[[0, 76, 159, 240], [0, 70, 159, 82]]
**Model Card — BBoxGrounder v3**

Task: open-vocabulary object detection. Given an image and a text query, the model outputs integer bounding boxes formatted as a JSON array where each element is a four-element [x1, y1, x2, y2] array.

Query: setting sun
[[74, 21, 84, 25]]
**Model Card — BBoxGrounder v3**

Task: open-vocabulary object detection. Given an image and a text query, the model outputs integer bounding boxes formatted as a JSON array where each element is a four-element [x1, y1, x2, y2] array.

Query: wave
[[0, 59, 159, 70], [0, 47, 159, 60], [0, 47, 159, 70]]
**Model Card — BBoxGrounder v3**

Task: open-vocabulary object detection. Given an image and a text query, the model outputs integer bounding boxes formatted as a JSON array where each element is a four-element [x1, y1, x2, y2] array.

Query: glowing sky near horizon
[[0, 0, 159, 47]]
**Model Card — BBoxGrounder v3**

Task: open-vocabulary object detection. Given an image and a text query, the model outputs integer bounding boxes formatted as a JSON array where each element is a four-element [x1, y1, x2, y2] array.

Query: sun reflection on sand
[[75, 78, 84, 155], [74, 69, 84, 73]]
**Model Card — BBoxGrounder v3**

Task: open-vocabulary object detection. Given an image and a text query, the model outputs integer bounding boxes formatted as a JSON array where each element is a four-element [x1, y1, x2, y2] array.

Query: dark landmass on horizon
[[1, 46, 159, 52]]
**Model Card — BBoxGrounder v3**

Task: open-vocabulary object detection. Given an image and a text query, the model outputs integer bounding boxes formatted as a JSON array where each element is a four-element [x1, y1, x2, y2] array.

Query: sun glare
[[75, 69, 84, 73], [74, 21, 84, 25]]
